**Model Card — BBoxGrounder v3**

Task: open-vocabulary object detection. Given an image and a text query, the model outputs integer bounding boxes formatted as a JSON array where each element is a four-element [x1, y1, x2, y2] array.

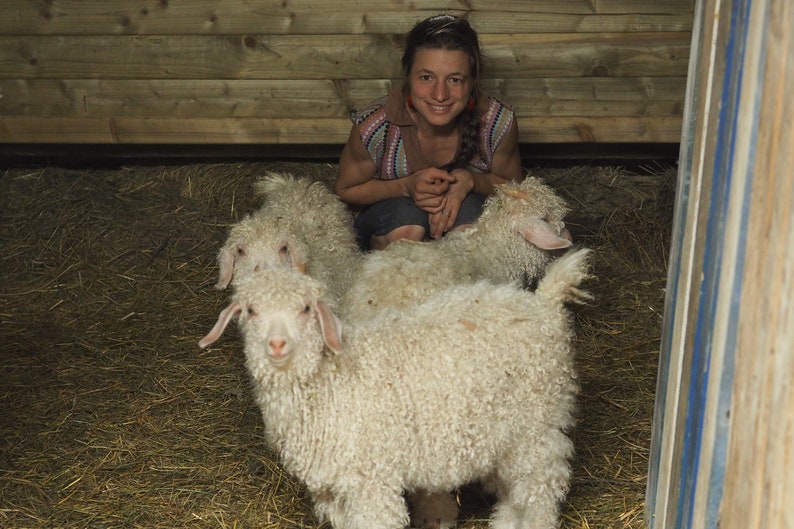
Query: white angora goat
[[340, 176, 573, 321], [215, 172, 360, 307], [200, 248, 591, 529]]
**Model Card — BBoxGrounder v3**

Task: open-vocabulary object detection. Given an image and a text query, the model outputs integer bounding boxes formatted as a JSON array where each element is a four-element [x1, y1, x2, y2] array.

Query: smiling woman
[[333, 14, 523, 250]]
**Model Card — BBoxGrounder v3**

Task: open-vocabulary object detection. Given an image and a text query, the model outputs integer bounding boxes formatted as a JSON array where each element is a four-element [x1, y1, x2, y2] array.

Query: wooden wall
[[0, 1, 693, 148]]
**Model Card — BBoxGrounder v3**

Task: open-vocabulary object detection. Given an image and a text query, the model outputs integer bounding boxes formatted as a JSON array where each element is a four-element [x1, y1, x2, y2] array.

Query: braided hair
[[401, 15, 483, 171]]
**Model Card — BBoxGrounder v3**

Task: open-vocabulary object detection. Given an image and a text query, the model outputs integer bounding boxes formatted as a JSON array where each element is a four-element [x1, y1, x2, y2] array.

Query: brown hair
[[401, 15, 483, 170]]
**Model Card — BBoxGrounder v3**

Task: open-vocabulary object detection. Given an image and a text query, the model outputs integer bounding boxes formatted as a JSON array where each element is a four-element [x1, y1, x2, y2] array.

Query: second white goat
[[340, 175, 573, 321], [215, 172, 360, 307]]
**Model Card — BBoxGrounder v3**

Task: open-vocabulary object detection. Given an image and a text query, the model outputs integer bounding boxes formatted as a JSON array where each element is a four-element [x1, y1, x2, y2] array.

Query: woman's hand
[[428, 206, 455, 239], [427, 169, 476, 239], [448, 168, 476, 198], [406, 167, 456, 212]]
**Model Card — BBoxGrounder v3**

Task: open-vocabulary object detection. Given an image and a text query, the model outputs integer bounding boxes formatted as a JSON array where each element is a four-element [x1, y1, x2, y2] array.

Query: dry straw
[[0, 160, 675, 528]]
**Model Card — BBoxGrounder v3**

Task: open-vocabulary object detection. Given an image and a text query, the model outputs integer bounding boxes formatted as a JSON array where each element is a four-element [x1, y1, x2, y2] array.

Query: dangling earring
[[467, 96, 476, 112], [406, 94, 415, 110]]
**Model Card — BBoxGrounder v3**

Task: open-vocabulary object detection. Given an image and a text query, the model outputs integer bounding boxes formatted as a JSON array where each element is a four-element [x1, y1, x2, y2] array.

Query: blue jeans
[[353, 193, 486, 250]]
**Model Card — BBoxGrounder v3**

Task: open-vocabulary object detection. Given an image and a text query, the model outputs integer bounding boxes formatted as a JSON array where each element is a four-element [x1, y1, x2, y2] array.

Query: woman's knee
[[370, 224, 426, 250]]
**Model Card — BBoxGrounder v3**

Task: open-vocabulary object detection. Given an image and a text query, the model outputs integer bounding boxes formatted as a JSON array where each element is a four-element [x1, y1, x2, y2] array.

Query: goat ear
[[279, 240, 308, 274], [215, 245, 240, 290], [199, 301, 242, 349], [315, 300, 344, 354], [515, 217, 573, 250], [501, 186, 530, 200], [292, 256, 308, 274], [289, 247, 308, 274]]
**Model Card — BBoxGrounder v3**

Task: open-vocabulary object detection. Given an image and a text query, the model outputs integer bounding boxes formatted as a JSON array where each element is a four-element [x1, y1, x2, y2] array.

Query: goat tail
[[535, 248, 593, 305]]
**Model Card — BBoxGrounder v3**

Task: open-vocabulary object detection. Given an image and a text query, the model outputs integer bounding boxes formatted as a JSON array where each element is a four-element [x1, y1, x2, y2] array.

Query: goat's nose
[[269, 337, 286, 356]]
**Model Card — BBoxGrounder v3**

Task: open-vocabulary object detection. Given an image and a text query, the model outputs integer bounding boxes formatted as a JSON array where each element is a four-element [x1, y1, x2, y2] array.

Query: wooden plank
[[648, 0, 794, 528], [720, 0, 794, 527], [518, 116, 683, 142], [0, 1, 694, 35], [646, 0, 719, 524], [0, 115, 683, 144], [0, 33, 692, 80], [686, 0, 774, 526], [0, 78, 686, 119]]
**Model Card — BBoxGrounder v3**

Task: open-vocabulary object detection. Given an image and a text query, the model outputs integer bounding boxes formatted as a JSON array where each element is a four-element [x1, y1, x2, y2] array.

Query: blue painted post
[[644, 0, 792, 527]]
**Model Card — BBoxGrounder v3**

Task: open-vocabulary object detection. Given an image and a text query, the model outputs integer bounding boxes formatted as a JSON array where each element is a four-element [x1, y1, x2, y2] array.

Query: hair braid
[[445, 103, 481, 171]]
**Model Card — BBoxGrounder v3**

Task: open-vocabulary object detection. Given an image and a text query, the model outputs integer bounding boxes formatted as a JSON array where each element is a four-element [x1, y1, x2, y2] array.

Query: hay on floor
[[0, 159, 675, 529]]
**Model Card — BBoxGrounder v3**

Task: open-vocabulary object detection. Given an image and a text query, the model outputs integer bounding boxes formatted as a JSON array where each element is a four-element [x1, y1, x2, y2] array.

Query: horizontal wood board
[[0, 1, 694, 147]]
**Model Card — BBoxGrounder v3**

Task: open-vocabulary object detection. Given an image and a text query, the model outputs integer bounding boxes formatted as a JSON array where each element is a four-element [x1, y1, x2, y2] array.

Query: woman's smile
[[408, 47, 472, 129]]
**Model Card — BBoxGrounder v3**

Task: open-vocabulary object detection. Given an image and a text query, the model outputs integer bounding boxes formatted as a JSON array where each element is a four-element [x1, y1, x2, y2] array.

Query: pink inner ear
[[516, 218, 574, 250], [199, 301, 242, 349], [215, 248, 236, 289], [315, 300, 343, 354]]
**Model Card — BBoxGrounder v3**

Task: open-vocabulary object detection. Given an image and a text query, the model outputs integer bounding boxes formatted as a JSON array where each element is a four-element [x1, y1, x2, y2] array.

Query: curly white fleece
[[208, 248, 591, 529], [340, 176, 572, 321]]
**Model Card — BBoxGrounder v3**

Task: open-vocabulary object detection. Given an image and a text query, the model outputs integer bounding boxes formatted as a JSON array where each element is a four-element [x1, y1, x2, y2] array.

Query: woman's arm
[[334, 125, 455, 209], [454, 117, 523, 196]]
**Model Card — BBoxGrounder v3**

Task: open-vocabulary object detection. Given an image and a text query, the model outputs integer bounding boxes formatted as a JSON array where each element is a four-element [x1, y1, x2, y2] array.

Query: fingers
[[413, 168, 456, 195], [417, 179, 450, 197], [414, 194, 445, 212], [425, 167, 458, 183], [428, 206, 458, 239], [428, 212, 445, 240]]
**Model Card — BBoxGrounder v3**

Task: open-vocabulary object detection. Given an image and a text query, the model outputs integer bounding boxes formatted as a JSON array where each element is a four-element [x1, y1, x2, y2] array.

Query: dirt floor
[[0, 159, 675, 529]]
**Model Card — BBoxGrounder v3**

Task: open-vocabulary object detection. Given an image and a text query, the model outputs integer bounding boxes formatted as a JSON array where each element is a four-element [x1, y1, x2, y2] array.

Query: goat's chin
[[266, 351, 293, 368]]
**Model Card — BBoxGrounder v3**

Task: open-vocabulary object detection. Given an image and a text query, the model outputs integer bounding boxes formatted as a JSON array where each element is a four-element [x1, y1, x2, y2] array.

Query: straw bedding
[[0, 160, 675, 528]]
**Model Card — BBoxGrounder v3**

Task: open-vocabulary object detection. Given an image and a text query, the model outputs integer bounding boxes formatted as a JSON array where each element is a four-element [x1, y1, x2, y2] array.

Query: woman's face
[[407, 47, 473, 130]]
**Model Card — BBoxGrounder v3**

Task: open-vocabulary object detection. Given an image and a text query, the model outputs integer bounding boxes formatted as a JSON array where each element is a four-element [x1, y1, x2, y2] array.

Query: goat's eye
[[301, 305, 311, 314], [236, 246, 246, 256], [247, 307, 257, 316], [279, 243, 289, 254]]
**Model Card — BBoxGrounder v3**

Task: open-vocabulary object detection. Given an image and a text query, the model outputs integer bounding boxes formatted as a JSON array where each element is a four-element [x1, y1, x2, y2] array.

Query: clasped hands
[[407, 167, 474, 240]]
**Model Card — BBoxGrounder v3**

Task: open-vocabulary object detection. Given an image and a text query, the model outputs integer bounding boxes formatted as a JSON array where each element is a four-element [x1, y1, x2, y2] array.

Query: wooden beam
[[0, 78, 686, 119], [0, 33, 691, 80], [0, 1, 695, 35], [0, 115, 683, 144]]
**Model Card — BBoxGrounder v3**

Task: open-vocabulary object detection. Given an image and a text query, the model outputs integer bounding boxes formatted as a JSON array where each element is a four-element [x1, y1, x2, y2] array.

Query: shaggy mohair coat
[[200, 248, 591, 529], [215, 172, 360, 308], [340, 176, 573, 321]]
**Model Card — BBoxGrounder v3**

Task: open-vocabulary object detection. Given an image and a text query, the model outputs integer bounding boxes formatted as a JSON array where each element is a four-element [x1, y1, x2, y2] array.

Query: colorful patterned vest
[[351, 95, 515, 180]]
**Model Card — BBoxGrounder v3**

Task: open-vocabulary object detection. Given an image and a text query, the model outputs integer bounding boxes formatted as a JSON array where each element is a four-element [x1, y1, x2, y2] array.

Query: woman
[[334, 14, 523, 250]]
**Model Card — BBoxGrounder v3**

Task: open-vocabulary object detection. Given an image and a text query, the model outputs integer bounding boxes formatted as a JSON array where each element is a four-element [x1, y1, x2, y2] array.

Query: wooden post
[[646, 0, 794, 527]]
